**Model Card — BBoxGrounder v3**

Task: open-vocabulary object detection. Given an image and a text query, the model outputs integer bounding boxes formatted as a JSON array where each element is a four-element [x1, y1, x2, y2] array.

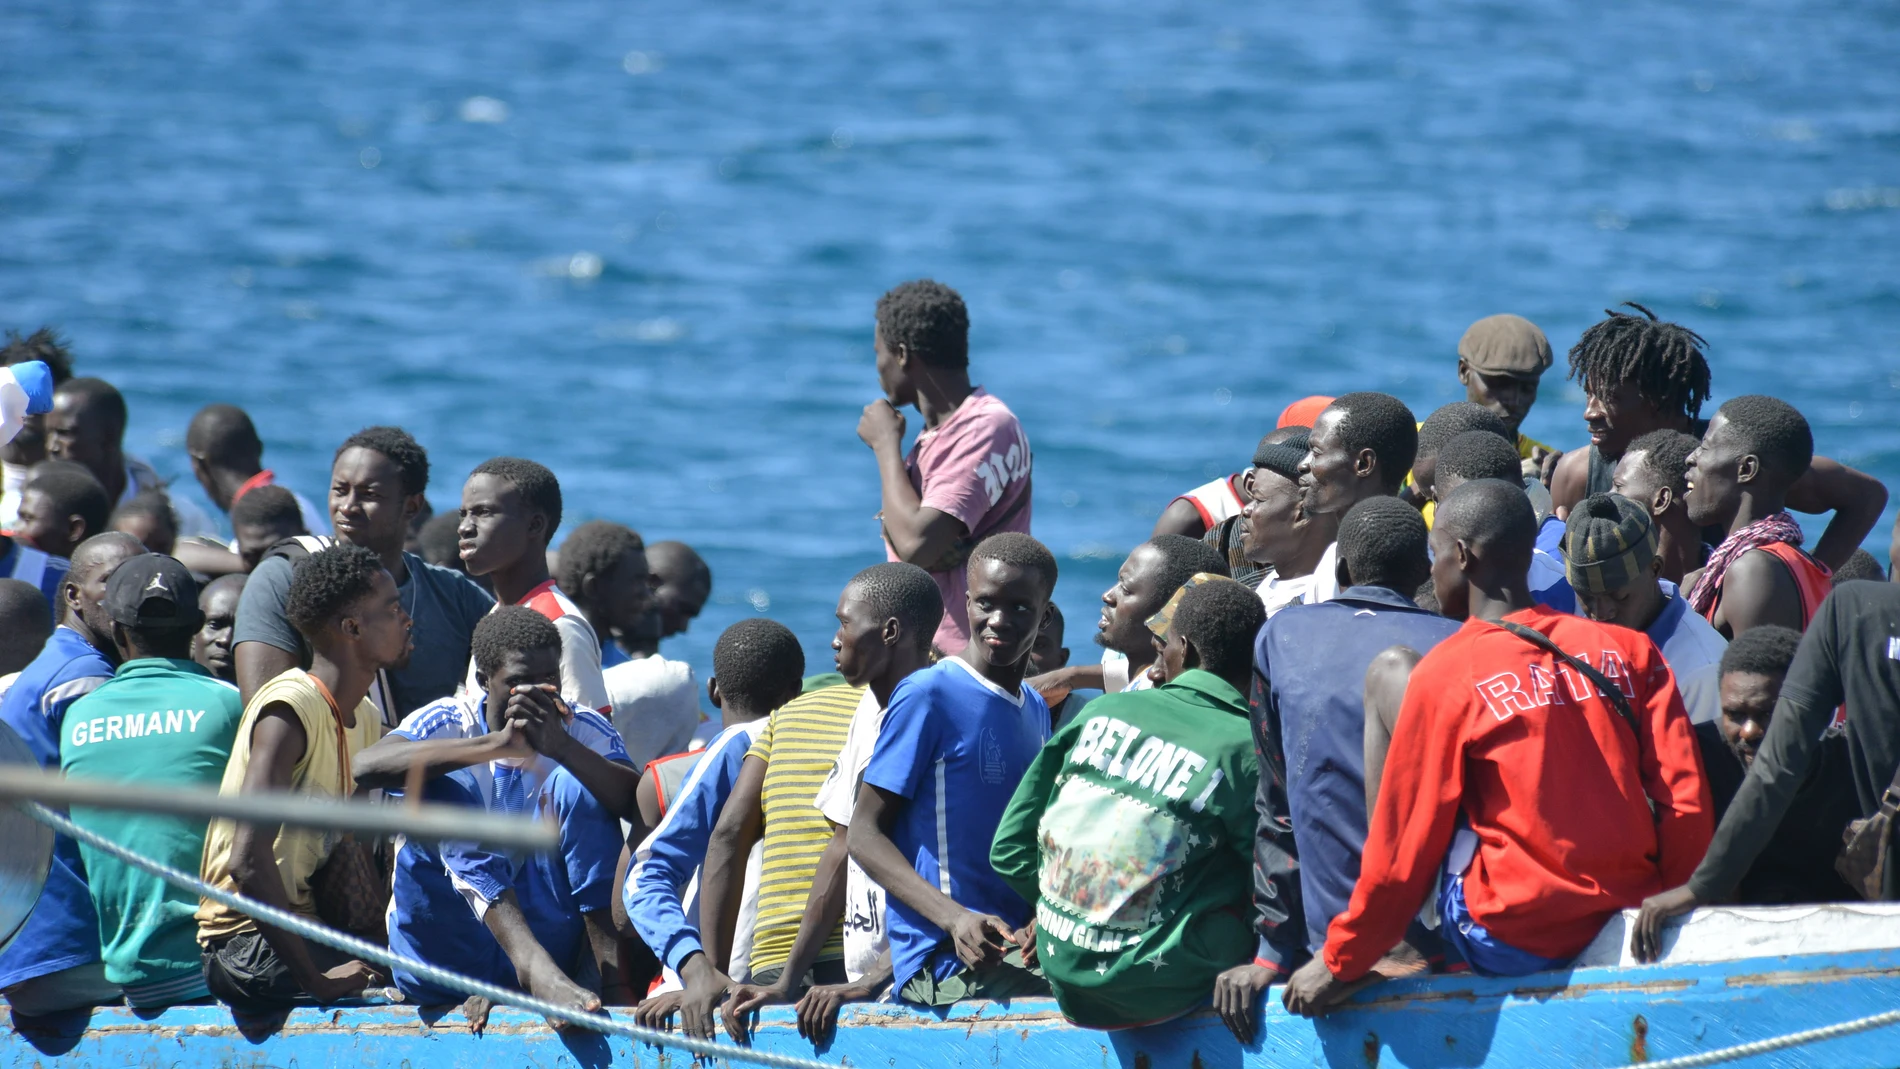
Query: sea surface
[[3, 0, 1898, 689]]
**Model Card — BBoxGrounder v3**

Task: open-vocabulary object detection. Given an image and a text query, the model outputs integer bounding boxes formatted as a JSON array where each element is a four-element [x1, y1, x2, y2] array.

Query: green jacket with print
[[991, 668, 1259, 1028]]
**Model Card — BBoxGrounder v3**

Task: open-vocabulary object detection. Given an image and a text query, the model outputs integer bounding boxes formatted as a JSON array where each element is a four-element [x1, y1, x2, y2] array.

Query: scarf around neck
[[1687, 510, 1805, 616]]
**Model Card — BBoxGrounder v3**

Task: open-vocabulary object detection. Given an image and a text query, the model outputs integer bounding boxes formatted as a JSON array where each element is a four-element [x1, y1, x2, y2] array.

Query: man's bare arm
[[848, 782, 1012, 969], [1363, 646, 1423, 816], [699, 755, 766, 973], [1151, 497, 1210, 540], [235, 641, 299, 707], [1787, 455, 1888, 572]]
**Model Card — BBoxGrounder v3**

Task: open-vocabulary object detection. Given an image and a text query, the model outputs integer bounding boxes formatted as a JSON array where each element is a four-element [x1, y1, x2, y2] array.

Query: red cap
[[1277, 395, 1335, 429]]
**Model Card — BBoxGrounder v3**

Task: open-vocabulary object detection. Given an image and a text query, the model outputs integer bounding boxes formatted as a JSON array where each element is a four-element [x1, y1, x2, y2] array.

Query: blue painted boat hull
[[6, 946, 1899, 1068]]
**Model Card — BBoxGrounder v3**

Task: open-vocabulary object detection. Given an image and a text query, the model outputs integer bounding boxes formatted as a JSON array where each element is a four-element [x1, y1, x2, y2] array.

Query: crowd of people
[[2, 281, 1899, 1044]]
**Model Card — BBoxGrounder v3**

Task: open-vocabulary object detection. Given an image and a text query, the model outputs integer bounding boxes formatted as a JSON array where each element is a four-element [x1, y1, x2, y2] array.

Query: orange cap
[[1277, 395, 1335, 429]]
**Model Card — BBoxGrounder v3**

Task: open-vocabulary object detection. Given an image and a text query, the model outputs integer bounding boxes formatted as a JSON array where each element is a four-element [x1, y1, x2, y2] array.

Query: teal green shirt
[[991, 669, 1259, 1029], [60, 658, 244, 990]]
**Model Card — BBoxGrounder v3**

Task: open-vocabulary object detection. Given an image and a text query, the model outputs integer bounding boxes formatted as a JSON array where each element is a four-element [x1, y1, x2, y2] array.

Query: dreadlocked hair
[[1566, 303, 1712, 421], [1, 327, 75, 383]]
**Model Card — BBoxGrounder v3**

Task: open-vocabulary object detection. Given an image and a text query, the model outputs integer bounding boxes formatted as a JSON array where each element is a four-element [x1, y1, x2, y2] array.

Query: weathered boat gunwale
[[9, 944, 1900, 1069]]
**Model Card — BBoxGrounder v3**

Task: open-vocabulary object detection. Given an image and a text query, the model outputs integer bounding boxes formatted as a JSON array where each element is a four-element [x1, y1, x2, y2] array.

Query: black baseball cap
[[103, 555, 204, 631]]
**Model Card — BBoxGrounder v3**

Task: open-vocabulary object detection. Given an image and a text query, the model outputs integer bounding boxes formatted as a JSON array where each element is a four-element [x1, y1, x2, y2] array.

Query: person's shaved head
[[62, 531, 145, 643], [186, 404, 263, 465], [647, 541, 712, 637], [1434, 479, 1537, 564], [1429, 479, 1537, 622], [0, 578, 53, 675]]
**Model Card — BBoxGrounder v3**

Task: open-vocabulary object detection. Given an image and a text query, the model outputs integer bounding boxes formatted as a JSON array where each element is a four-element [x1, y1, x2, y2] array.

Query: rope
[[1631, 1008, 1900, 1069], [19, 802, 832, 1069]]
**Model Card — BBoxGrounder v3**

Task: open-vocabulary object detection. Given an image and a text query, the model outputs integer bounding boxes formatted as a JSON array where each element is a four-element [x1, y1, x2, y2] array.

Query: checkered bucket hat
[[1563, 493, 1659, 596]]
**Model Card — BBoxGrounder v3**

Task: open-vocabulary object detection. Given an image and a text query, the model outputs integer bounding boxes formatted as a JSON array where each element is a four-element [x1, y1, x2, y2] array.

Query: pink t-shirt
[[885, 388, 1033, 653]]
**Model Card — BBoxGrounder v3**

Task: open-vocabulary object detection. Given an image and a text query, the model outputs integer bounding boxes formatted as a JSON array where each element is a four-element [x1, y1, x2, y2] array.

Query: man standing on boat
[[859, 280, 1032, 656], [1284, 480, 1710, 1014]]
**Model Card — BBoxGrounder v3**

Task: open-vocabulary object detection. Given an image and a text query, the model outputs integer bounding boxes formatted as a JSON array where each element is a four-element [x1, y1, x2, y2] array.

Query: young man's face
[[650, 560, 710, 639], [1718, 669, 1782, 768], [458, 473, 540, 578], [1154, 631, 1192, 684], [192, 583, 241, 682], [1096, 543, 1168, 658], [1028, 611, 1069, 676], [331, 447, 417, 557], [346, 568, 414, 671], [44, 393, 117, 482], [594, 546, 653, 634], [478, 645, 562, 731], [833, 588, 892, 688], [1683, 412, 1748, 529], [1240, 467, 1306, 567], [1610, 448, 1667, 515], [1577, 560, 1665, 632], [1460, 363, 1540, 439], [112, 510, 176, 556], [1428, 525, 1471, 622], [873, 326, 917, 408], [235, 519, 304, 570], [14, 488, 82, 558], [966, 558, 1049, 670], [1297, 407, 1361, 517], [1582, 380, 1668, 461]]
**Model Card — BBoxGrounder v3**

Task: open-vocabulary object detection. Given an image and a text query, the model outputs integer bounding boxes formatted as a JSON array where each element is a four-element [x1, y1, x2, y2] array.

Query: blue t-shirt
[[0, 539, 67, 612], [384, 696, 627, 1001], [861, 657, 1050, 993], [624, 718, 766, 973], [0, 627, 111, 988]]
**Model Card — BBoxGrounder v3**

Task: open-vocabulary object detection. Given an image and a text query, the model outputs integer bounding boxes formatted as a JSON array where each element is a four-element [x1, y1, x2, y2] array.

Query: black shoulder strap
[[1497, 620, 1642, 750], [262, 534, 336, 567]]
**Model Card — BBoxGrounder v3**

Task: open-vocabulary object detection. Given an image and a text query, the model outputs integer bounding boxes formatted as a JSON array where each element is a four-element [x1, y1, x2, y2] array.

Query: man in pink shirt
[[858, 280, 1033, 655]]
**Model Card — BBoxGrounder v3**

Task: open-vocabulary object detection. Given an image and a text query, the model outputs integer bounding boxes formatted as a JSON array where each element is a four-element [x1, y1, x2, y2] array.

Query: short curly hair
[[712, 618, 806, 710], [1436, 430, 1523, 486], [557, 520, 646, 597], [24, 461, 111, 541], [470, 456, 563, 541], [285, 544, 386, 638], [336, 426, 429, 496], [1720, 624, 1802, 680], [1172, 580, 1265, 682], [876, 280, 969, 369], [109, 492, 178, 547], [1624, 429, 1698, 497], [1717, 395, 1813, 487], [1149, 534, 1230, 596], [845, 562, 944, 652], [968, 532, 1058, 596], [1338, 497, 1430, 591], [471, 604, 565, 680], [1, 327, 75, 383], [231, 484, 304, 530], [1329, 392, 1419, 493], [1417, 402, 1509, 463]]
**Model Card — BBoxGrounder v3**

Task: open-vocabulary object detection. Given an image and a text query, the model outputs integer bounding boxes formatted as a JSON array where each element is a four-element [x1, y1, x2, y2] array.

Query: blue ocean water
[[3, 0, 1898, 685]]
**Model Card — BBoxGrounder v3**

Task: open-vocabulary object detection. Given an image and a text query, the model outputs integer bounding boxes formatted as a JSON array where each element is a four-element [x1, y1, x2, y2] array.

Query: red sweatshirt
[[1324, 606, 1712, 980]]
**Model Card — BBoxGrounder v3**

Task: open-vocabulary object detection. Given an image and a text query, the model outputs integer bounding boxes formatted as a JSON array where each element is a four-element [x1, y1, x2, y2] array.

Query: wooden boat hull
[[6, 943, 1899, 1069]]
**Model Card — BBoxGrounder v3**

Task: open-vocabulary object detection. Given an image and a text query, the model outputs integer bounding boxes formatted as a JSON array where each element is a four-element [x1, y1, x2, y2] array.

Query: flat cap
[[1459, 314, 1552, 376]]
